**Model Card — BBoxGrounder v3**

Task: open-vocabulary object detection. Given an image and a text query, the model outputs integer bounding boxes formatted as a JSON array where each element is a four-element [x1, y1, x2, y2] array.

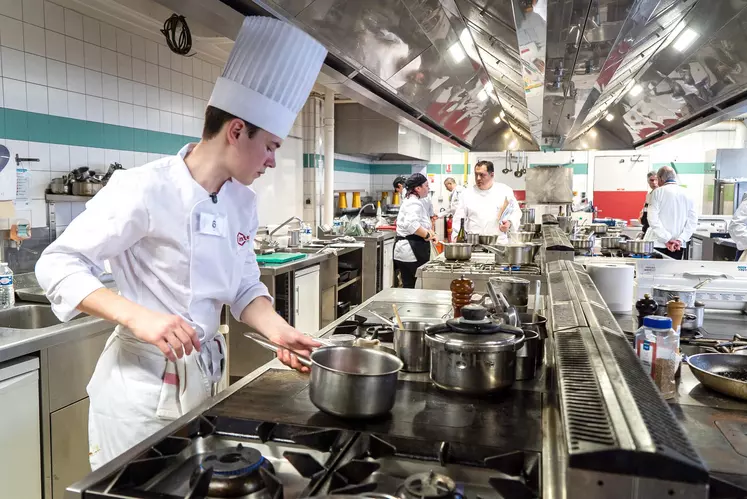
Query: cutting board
[[256, 253, 307, 265]]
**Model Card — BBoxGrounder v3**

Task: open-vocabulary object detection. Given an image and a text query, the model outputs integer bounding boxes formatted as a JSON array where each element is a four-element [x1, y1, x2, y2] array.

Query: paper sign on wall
[[428, 174, 435, 183], [446, 164, 452, 173]]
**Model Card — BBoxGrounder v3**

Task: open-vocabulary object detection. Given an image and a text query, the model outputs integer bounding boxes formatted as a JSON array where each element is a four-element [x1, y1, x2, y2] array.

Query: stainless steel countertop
[[318, 231, 396, 242], [0, 310, 114, 363], [257, 245, 363, 276]]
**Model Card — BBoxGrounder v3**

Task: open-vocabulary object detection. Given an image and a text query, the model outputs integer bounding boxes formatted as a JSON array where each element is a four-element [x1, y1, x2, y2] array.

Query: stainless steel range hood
[[335, 103, 431, 161], [155, 0, 747, 151]]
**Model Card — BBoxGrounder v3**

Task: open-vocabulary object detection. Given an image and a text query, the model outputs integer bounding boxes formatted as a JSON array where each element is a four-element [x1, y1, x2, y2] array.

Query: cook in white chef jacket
[[644, 166, 697, 260], [394, 174, 436, 288], [728, 197, 747, 261], [34, 17, 327, 470], [444, 177, 463, 216], [451, 161, 522, 243]]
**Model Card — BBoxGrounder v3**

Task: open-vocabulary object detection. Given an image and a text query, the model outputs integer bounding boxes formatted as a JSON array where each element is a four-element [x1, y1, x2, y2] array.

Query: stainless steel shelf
[[45, 194, 93, 202], [337, 276, 361, 291]]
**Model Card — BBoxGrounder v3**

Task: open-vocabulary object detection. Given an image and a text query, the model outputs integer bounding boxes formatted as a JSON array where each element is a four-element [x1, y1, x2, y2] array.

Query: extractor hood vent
[[335, 103, 431, 162]]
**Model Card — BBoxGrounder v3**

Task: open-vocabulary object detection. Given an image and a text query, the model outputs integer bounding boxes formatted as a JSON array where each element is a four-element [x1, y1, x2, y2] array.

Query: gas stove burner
[[398, 471, 457, 499], [194, 444, 275, 498], [501, 265, 521, 271], [626, 253, 652, 259]]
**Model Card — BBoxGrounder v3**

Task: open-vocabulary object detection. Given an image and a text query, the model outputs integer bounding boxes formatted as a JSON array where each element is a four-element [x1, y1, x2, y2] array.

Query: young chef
[[645, 166, 697, 260], [451, 161, 522, 243], [393, 173, 437, 288], [35, 17, 327, 470]]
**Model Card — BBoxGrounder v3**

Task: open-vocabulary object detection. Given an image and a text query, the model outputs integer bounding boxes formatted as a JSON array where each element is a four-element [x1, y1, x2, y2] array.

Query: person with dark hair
[[452, 160, 521, 243], [640, 171, 658, 233], [393, 175, 407, 195], [645, 166, 696, 260], [444, 176, 463, 216], [393, 173, 436, 288], [35, 17, 327, 470]]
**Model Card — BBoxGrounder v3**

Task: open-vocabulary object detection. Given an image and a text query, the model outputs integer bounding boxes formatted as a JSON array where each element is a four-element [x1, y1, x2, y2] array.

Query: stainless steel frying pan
[[687, 353, 747, 401]]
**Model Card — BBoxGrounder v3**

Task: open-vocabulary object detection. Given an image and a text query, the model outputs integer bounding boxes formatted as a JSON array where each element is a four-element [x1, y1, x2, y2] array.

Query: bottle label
[[636, 338, 656, 376], [0, 276, 12, 286]]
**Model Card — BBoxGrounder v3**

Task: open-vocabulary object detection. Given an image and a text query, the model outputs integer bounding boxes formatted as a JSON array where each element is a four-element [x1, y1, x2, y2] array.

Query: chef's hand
[[265, 325, 321, 373], [426, 230, 437, 241], [127, 309, 201, 362], [499, 221, 511, 233]]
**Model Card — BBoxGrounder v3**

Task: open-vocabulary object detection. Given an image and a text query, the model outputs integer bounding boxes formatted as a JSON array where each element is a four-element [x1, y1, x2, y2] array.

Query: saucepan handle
[[244, 332, 313, 368]]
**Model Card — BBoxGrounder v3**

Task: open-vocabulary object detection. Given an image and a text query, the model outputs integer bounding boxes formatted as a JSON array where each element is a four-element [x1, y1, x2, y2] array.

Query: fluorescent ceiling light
[[581, 141, 588, 149], [499, 110, 505, 119], [493, 115, 501, 124], [484, 81, 494, 93], [673, 27, 698, 52], [509, 140, 517, 149], [478, 89, 488, 101], [628, 83, 643, 97], [605, 113, 615, 122], [448, 42, 466, 63], [590, 129, 598, 138]]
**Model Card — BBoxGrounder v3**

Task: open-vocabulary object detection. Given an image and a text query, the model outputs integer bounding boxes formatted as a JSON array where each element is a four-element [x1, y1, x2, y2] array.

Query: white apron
[[36, 144, 271, 470]]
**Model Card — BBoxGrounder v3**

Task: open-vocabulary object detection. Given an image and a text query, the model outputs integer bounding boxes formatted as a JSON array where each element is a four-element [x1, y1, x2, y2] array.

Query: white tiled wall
[[0, 0, 224, 230]]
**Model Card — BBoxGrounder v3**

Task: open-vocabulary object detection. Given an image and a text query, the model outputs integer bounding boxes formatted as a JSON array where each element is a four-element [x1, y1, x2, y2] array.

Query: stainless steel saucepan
[[246, 332, 402, 418], [443, 242, 472, 260], [482, 243, 539, 265]]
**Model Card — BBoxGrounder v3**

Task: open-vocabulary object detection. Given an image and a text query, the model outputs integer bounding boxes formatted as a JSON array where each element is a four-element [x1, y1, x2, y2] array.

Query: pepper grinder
[[451, 275, 474, 319], [635, 293, 658, 328], [667, 297, 686, 379]]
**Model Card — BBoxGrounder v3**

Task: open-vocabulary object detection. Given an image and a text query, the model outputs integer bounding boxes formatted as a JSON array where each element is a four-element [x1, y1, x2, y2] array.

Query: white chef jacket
[[35, 143, 271, 468], [645, 182, 697, 248], [394, 195, 432, 262], [728, 198, 747, 251], [451, 183, 522, 243], [447, 185, 463, 216]]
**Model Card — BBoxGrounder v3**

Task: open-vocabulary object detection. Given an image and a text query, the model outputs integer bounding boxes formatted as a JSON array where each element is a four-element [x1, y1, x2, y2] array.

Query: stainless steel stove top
[[73, 415, 539, 499]]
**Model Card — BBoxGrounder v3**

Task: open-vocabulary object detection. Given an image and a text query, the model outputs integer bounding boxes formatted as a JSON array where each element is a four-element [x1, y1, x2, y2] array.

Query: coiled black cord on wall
[[161, 14, 193, 56]]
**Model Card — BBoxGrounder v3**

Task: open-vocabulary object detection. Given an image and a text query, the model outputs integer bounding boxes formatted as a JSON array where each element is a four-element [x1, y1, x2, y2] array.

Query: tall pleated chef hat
[[208, 17, 327, 139]]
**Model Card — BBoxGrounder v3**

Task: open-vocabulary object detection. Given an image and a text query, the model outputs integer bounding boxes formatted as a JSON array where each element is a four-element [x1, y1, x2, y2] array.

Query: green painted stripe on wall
[[1, 107, 200, 154], [370, 164, 416, 175], [335, 159, 371, 174], [303, 153, 324, 168], [427, 163, 468, 175], [529, 163, 588, 175], [652, 162, 713, 174]]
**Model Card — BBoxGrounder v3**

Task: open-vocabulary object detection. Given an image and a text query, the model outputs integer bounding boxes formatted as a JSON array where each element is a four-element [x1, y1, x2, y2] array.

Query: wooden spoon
[[392, 304, 405, 330]]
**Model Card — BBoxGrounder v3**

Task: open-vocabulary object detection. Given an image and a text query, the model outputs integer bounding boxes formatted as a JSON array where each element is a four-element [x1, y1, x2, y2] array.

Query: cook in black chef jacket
[[393, 174, 436, 288], [640, 171, 658, 233]]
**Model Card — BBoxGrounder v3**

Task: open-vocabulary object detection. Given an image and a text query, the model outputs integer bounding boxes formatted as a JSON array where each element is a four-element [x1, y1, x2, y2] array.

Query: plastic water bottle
[[0, 262, 14, 310]]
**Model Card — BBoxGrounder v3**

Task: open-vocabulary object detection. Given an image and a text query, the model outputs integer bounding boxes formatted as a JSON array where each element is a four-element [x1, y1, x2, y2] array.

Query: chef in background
[[35, 17, 326, 470], [444, 177, 463, 216], [452, 161, 521, 243], [639, 171, 658, 233], [645, 166, 697, 260], [393, 173, 436, 288], [728, 197, 747, 261]]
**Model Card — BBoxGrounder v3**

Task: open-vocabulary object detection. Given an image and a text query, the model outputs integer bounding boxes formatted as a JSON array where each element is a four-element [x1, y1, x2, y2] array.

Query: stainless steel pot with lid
[[425, 324, 524, 393]]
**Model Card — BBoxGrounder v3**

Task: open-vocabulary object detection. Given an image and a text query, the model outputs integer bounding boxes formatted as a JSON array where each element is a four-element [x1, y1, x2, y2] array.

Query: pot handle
[[244, 332, 313, 368], [425, 323, 452, 335]]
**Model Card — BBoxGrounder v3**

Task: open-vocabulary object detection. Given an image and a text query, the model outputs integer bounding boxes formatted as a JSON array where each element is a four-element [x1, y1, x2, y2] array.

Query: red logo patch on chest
[[237, 232, 249, 246]]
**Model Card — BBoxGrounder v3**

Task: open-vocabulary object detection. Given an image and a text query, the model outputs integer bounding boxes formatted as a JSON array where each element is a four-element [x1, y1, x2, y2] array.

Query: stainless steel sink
[[0, 304, 80, 329]]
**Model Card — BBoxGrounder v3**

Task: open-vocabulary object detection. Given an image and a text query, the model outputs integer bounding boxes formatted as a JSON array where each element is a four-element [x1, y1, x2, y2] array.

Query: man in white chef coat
[[444, 177, 463, 216], [639, 171, 658, 234], [728, 197, 747, 261], [451, 161, 521, 243], [35, 17, 327, 470], [645, 166, 697, 260]]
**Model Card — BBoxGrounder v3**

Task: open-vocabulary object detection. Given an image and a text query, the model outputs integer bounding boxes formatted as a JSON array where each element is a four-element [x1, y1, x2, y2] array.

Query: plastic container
[[634, 316, 678, 399], [0, 262, 14, 310]]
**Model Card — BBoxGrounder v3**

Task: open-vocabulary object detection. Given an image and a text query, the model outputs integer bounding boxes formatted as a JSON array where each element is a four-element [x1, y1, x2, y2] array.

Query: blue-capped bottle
[[634, 316, 678, 399], [0, 262, 14, 310]]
